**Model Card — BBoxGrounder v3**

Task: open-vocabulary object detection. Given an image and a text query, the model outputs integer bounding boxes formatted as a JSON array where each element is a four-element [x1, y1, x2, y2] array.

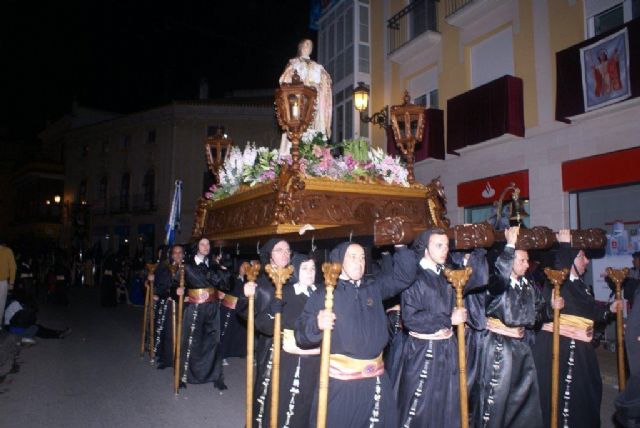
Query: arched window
[[78, 178, 87, 204], [98, 176, 108, 212], [120, 173, 130, 211], [143, 169, 155, 210]]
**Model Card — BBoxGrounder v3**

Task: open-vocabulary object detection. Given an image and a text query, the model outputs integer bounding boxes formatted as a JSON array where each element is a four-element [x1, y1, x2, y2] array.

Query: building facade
[[318, 0, 640, 235], [56, 98, 278, 258]]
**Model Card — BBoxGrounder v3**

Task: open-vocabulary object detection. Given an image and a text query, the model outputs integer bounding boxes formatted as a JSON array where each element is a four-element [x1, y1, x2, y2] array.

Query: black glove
[[270, 298, 286, 314]]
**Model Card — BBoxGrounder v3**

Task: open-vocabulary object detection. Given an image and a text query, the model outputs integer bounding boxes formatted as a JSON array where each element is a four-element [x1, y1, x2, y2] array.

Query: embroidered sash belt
[[409, 328, 453, 340], [329, 353, 384, 380], [486, 317, 525, 339], [187, 287, 219, 304], [282, 329, 320, 356], [541, 314, 594, 343], [220, 294, 238, 310]]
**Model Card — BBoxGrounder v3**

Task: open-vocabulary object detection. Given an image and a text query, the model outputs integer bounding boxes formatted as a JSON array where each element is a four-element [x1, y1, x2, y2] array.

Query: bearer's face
[[270, 241, 291, 268], [425, 234, 449, 265], [171, 246, 184, 264], [342, 244, 365, 281], [298, 260, 316, 287], [573, 250, 590, 276], [512, 250, 529, 278], [299, 39, 313, 57], [198, 239, 210, 257]]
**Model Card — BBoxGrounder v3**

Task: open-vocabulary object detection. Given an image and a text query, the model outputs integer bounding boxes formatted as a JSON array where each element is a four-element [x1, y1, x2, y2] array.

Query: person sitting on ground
[[4, 289, 71, 342]]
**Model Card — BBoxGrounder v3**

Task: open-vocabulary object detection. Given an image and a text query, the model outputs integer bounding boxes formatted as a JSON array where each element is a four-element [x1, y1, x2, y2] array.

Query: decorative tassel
[[282, 356, 302, 428], [256, 345, 274, 428], [181, 305, 199, 383], [482, 335, 504, 427], [562, 339, 576, 428], [403, 340, 434, 427]]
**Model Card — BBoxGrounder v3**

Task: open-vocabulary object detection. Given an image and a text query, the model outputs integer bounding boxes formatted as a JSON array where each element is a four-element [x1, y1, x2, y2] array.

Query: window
[[464, 201, 530, 228], [413, 89, 439, 108], [147, 130, 156, 144], [143, 169, 155, 210], [120, 173, 130, 211], [78, 179, 87, 204], [98, 176, 108, 209], [586, 0, 639, 37], [470, 27, 514, 88]]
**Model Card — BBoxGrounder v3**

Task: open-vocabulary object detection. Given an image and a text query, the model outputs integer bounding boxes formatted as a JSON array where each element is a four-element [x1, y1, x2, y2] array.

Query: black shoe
[[214, 379, 228, 391], [179, 381, 187, 390], [156, 363, 167, 370]]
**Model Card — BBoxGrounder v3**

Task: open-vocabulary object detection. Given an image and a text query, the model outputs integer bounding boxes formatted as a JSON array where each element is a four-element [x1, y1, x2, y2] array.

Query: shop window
[[464, 201, 530, 228]]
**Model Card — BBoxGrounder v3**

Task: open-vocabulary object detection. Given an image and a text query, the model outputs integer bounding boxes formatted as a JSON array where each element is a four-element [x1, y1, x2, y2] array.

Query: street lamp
[[274, 70, 317, 172], [54, 195, 61, 204], [389, 91, 425, 185], [204, 128, 233, 184], [353, 82, 389, 129]]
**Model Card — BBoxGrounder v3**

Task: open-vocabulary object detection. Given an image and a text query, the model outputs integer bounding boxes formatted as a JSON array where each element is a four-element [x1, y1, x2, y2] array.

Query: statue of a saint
[[279, 39, 332, 155]]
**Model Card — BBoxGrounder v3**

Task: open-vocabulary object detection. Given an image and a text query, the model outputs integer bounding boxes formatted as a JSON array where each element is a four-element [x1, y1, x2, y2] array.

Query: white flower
[[242, 142, 258, 168]]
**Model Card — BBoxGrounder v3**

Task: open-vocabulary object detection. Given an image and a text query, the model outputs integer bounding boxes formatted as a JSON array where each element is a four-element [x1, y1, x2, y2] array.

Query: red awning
[[562, 146, 640, 192], [457, 170, 529, 207]]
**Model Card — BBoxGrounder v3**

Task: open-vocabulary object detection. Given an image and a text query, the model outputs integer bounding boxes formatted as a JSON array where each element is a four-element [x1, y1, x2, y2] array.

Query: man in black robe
[[533, 229, 623, 428], [178, 238, 231, 390], [295, 241, 416, 428], [151, 244, 183, 369], [471, 226, 560, 428], [238, 238, 294, 428], [395, 228, 487, 428], [219, 258, 248, 362]]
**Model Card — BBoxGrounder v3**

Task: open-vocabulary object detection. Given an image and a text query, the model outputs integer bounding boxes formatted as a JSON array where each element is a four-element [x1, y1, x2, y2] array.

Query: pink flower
[[312, 145, 324, 158]]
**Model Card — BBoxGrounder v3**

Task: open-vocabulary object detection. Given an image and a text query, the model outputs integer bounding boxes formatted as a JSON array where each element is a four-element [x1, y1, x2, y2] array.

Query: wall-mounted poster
[[580, 28, 631, 112]]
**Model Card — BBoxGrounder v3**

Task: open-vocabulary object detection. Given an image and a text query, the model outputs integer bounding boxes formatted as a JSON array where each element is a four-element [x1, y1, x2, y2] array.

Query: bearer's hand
[[556, 229, 571, 244], [153, 294, 159, 302], [551, 290, 564, 310], [147, 273, 155, 282], [451, 307, 467, 325], [176, 287, 185, 296], [505, 226, 520, 247], [317, 309, 336, 331], [244, 281, 257, 298], [610, 299, 624, 313]]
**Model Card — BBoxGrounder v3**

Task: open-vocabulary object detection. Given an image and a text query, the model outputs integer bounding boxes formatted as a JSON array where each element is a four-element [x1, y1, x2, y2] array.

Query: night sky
[[2, 0, 314, 147]]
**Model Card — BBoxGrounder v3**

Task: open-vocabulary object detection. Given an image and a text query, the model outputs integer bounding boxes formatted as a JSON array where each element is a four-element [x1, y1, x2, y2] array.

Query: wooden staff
[[606, 267, 629, 391], [140, 263, 157, 357], [172, 298, 177, 363], [544, 267, 569, 428], [444, 267, 473, 428], [265, 264, 294, 428], [140, 279, 151, 357], [316, 262, 341, 428], [242, 261, 261, 428], [173, 263, 185, 394]]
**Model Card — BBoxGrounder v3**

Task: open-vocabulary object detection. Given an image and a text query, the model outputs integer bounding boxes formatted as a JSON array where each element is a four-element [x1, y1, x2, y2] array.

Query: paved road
[[0, 287, 623, 428], [0, 288, 245, 428]]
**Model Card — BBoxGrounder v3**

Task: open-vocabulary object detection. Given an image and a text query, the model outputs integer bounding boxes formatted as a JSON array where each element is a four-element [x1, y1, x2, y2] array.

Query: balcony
[[556, 18, 640, 122], [447, 75, 524, 154], [387, 108, 445, 161], [444, 0, 512, 28], [387, 0, 440, 64]]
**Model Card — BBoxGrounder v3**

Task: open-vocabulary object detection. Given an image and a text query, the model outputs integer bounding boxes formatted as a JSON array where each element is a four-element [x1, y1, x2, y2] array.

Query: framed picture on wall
[[580, 27, 631, 112]]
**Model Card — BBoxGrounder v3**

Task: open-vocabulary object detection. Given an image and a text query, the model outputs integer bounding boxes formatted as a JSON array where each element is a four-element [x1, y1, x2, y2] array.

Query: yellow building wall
[[548, 0, 584, 115]]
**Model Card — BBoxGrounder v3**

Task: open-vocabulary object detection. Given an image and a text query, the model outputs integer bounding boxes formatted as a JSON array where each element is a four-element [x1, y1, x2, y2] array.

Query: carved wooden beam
[[373, 217, 606, 250]]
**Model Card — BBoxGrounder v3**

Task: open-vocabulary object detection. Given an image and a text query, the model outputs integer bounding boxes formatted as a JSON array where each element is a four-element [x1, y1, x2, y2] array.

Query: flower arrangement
[[204, 136, 410, 201]]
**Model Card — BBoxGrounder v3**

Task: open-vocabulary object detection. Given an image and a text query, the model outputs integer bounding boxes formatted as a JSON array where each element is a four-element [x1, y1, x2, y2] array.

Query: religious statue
[[279, 39, 332, 155]]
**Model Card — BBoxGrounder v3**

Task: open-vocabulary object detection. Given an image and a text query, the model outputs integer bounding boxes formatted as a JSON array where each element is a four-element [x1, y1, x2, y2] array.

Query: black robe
[[395, 249, 487, 428], [153, 262, 179, 368], [262, 283, 320, 428], [236, 270, 291, 427], [295, 246, 417, 428], [533, 246, 610, 428], [219, 276, 247, 359], [471, 246, 548, 428], [180, 258, 231, 387]]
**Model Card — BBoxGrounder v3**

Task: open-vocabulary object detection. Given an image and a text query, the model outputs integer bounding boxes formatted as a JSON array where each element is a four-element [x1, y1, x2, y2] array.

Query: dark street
[[0, 288, 245, 428]]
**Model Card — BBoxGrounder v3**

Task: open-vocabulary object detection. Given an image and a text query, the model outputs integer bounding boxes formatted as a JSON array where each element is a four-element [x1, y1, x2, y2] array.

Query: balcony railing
[[447, 75, 524, 153], [444, 0, 474, 18], [387, 0, 439, 55]]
